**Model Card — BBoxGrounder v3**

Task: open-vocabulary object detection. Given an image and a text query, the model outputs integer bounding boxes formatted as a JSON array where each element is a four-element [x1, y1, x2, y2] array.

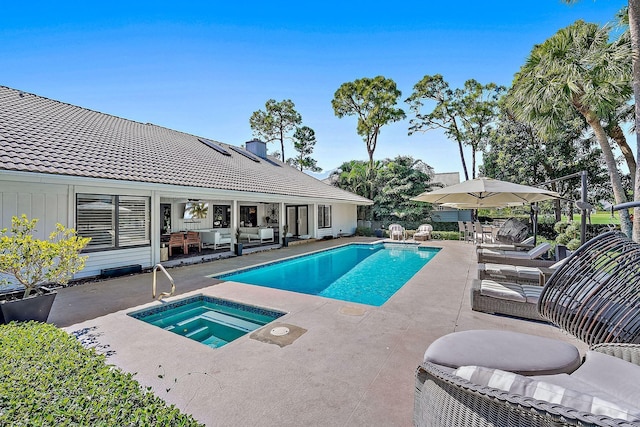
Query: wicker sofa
[[415, 232, 640, 426]]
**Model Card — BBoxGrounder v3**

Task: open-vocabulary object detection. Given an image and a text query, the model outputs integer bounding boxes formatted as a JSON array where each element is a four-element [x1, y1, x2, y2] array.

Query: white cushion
[[572, 351, 640, 412], [454, 365, 640, 422], [480, 280, 526, 303], [526, 243, 551, 259]]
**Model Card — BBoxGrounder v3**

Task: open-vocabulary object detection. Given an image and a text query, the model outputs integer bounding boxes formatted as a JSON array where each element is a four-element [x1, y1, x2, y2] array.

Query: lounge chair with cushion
[[415, 231, 640, 426], [477, 258, 566, 286], [477, 242, 554, 266], [413, 224, 433, 241], [476, 235, 535, 251]]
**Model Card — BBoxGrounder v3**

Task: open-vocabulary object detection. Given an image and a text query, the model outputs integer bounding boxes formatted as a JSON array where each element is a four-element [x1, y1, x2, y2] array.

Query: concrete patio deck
[[50, 238, 587, 426]]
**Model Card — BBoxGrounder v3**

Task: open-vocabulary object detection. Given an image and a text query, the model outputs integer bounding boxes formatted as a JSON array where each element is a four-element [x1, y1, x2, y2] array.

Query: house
[[429, 172, 472, 222], [0, 86, 372, 279]]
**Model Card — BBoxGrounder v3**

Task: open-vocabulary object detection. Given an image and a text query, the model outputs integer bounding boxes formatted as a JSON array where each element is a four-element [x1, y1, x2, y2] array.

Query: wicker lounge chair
[[416, 231, 640, 426], [413, 224, 433, 241], [477, 258, 565, 286], [477, 242, 555, 267], [470, 279, 546, 321]]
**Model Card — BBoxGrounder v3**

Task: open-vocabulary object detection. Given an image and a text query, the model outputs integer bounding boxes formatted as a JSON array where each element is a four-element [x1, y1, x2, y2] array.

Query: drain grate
[[270, 326, 290, 336]]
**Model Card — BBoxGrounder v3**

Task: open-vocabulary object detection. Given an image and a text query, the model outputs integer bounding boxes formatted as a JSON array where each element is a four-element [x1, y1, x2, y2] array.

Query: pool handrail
[[152, 263, 175, 300]]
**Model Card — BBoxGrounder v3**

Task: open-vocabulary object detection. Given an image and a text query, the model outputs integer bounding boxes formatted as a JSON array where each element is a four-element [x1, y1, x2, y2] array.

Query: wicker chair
[[415, 344, 640, 427], [539, 231, 640, 346], [416, 231, 640, 426]]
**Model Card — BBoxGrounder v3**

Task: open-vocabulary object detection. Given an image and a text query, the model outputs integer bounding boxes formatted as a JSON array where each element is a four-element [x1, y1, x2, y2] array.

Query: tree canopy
[[332, 76, 405, 169], [249, 99, 302, 162], [287, 126, 322, 172], [507, 19, 633, 236], [406, 75, 505, 180]]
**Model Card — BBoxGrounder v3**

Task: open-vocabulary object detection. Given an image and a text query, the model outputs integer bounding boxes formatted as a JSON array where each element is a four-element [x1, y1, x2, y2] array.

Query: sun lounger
[[470, 279, 545, 321], [476, 242, 554, 266], [477, 258, 566, 286]]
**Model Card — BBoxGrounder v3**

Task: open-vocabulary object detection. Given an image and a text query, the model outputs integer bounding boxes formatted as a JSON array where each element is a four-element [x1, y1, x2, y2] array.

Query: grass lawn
[[564, 211, 620, 225]]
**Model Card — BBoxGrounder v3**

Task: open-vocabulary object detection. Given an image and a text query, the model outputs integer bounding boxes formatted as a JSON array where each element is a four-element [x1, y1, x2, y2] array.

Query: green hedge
[[0, 322, 203, 427], [431, 231, 460, 240]]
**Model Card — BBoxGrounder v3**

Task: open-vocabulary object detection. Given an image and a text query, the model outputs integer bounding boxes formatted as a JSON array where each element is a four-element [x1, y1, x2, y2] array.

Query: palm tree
[[508, 20, 633, 237], [564, 0, 640, 242]]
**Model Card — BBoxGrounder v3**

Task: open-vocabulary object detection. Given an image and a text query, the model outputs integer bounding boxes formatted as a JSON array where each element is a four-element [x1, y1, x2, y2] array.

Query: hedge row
[[0, 322, 203, 427]]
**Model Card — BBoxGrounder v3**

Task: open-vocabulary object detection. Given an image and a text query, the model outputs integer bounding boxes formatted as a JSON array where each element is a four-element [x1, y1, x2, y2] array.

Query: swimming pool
[[128, 295, 285, 348], [215, 243, 440, 306]]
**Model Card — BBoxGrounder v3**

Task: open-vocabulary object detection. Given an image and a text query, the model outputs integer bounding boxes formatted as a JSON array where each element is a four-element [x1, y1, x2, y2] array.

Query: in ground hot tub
[[128, 295, 285, 348]]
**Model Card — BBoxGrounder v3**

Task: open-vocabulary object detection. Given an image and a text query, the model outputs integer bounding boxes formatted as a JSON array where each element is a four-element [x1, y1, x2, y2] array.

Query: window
[[77, 194, 150, 250], [239, 206, 257, 227], [212, 205, 231, 228], [318, 205, 332, 228]]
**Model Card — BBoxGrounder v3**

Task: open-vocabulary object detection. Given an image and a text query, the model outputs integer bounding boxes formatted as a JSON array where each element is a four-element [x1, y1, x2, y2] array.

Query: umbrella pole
[[531, 203, 539, 246]]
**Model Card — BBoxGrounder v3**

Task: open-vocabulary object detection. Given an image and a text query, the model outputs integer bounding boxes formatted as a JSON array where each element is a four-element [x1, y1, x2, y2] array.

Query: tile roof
[[0, 86, 371, 204]]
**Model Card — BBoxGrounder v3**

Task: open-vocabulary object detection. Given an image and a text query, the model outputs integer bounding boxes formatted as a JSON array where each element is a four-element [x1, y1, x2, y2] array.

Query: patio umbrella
[[411, 177, 561, 208]]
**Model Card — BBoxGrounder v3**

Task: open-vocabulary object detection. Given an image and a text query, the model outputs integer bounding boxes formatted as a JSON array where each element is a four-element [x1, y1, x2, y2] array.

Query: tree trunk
[[456, 140, 469, 181], [586, 115, 632, 237], [471, 148, 476, 179], [608, 121, 636, 184], [630, 0, 640, 242]]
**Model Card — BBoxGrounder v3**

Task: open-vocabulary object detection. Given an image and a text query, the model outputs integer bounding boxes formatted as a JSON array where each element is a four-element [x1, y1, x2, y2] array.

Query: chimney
[[245, 139, 267, 159]]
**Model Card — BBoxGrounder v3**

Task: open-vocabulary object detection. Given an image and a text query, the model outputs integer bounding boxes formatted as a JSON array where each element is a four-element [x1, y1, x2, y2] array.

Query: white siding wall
[[316, 203, 357, 238], [1, 182, 69, 240], [1, 177, 156, 279], [75, 247, 152, 279]]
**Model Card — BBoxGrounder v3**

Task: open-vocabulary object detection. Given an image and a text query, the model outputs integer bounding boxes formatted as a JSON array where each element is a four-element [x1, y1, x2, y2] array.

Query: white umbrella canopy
[[411, 177, 561, 208]]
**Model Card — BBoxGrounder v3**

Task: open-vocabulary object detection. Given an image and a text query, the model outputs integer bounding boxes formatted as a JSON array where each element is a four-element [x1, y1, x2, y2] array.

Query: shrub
[[355, 226, 374, 237], [567, 238, 581, 251], [0, 322, 203, 426], [0, 215, 91, 297], [431, 231, 460, 240]]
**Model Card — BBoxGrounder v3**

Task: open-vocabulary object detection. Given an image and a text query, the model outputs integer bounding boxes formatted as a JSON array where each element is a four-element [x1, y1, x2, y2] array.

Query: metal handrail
[[152, 263, 175, 300]]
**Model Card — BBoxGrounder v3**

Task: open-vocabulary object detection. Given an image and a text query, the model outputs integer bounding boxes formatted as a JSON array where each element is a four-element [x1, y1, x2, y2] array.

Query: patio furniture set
[[415, 231, 640, 426]]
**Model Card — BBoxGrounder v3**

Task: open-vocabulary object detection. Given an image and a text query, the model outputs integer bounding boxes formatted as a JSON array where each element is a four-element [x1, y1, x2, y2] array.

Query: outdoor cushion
[[454, 365, 640, 422], [479, 280, 542, 304], [571, 350, 640, 411], [424, 330, 581, 375], [479, 280, 526, 303]]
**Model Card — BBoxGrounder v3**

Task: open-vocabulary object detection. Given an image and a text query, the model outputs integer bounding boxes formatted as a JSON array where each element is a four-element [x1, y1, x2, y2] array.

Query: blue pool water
[[215, 243, 440, 306], [128, 295, 285, 348]]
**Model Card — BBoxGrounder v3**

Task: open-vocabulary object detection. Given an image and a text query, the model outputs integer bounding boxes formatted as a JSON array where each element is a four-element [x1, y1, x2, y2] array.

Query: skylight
[[229, 145, 260, 162], [199, 138, 231, 156]]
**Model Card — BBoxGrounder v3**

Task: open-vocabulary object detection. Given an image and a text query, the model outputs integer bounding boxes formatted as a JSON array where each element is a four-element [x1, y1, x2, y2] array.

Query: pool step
[[185, 326, 209, 339], [201, 335, 228, 348], [173, 311, 262, 333], [200, 311, 263, 332]]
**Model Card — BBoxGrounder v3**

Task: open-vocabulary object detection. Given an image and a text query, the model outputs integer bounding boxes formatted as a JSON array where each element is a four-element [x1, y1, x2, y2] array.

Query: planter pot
[[0, 288, 57, 324], [234, 243, 243, 256], [374, 229, 384, 238], [282, 237, 289, 247]]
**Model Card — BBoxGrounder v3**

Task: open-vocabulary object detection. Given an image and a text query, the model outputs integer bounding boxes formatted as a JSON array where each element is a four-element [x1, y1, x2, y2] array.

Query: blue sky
[[1, 1, 626, 180]]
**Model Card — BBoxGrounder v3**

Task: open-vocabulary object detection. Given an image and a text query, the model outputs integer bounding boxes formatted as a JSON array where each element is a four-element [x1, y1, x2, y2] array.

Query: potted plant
[[0, 215, 90, 324], [282, 224, 289, 247], [234, 227, 243, 256]]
